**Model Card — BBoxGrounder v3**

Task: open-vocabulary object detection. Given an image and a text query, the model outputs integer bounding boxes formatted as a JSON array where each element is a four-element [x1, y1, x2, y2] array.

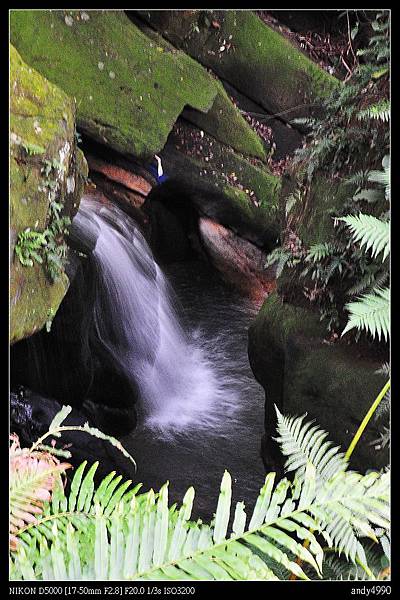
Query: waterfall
[[71, 197, 239, 436]]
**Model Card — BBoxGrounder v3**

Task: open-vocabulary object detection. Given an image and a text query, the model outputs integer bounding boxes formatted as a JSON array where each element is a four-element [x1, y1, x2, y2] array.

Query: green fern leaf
[[342, 287, 390, 341], [305, 243, 336, 263], [357, 100, 390, 123], [339, 214, 390, 262], [274, 407, 347, 484], [11, 459, 390, 581], [368, 163, 390, 201]]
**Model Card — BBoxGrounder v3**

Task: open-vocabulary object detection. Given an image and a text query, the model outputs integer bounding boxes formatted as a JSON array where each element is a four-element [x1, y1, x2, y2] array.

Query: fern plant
[[14, 229, 47, 267], [339, 158, 390, 342], [292, 11, 389, 180], [10, 407, 390, 581]]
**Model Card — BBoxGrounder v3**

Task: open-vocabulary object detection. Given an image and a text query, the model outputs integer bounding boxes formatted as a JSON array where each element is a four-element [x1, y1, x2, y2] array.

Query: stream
[[73, 197, 267, 521], [123, 260, 267, 521]]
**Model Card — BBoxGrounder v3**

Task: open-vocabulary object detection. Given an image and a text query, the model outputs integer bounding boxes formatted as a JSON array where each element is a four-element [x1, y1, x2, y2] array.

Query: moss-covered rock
[[10, 45, 87, 344], [131, 21, 267, 160], [280, 170, 354, 247], [10, 10, 218, 159], [10, 10, 265, 161], [183, 80, 267, 160], [136, 10, 339, 121], [248, 292, 389, 472], [160, 120, 281, 244]]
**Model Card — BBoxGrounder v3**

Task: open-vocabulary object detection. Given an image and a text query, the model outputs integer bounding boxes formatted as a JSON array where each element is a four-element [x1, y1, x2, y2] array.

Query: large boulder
[[199, 217, 276, 302], [10, 10, 265, 161], [10, 45, 87, 344], [142, 173, 280, 267], [128, 19, 267, 160], [248, 292, 389, 473], [136, 10, 339, 121]]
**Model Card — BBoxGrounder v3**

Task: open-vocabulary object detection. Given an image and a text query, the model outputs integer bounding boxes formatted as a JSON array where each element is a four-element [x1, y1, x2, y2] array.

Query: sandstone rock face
[[10, 45, 87, 344], [86, 155, 152, 198], [199, 218, 276, 303], [136, 10, 339, 122], [248, 292, 389, 473], [10, 10, 264, 162]]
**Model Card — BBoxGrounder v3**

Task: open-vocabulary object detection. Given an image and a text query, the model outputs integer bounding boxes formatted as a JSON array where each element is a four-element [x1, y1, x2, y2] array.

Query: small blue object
[[148, 163, 168, 183]]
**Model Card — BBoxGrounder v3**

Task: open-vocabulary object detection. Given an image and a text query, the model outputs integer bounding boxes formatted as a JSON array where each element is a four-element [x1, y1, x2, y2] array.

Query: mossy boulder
[[280, 170, 354, 248], [10, 10, 265, 161], [129, 21, 267, 160], [159, 121, 281, 244], [248, 292, 389, 472], [10, 45, 87, 344], [136, 10, 339, 121]]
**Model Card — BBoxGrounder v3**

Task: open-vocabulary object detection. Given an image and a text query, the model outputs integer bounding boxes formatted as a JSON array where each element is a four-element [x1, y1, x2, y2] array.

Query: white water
[[73, 198, 240, 436]]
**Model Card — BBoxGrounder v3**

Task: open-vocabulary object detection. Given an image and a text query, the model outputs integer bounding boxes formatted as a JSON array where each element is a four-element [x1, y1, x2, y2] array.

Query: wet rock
[[10, 45, 87, 344], [89, 172, 150, 232], [136, 10, 339, 122], [10, 10, 219, 159], [158, 122, 281, 240], [143, 176, 279, 269], [199, 217, 276, 302], [248, 292, 389, 473], [86, 154, 152, 198], [10, 387, 136, 483]]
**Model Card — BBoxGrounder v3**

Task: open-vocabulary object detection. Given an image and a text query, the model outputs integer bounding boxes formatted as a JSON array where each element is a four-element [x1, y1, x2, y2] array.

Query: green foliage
[[21, 142, 46, 156], [278, 156, 390, 338], [14, 229, 47, 267], [279, 14, 390, 341], [14, 155, 74, 282], [339, 159, 390, 343], [338, 214, 390, 262], [265, 248, 300, 278], [374, 363, 390, 423], [341, 287, 389, 342], [305, 243, 337, 264], [357, 100, 390, 123], [10, 408, 390, 581], [292, 11, 389, 180], [29, 405, 136, 468]]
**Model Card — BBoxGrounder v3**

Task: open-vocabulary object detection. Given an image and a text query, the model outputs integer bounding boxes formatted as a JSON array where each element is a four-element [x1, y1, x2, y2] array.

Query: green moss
[[257, 292, 325, 347], [10, 10, 221, 159], [10, 261, 69, 343], [222, 185, 276, 237], [281, 174, 353, 247], [184, 81, 267, 160], [10, 45, 85, 343], [141, 10, 339, 121], [161, 135, 281, 233], [134, 21, 267, 160]]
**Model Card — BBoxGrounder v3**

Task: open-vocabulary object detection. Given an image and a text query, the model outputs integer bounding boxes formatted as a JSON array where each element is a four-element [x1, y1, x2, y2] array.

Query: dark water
[[123, 261, 267, 521], [69, 198, 268, 522]]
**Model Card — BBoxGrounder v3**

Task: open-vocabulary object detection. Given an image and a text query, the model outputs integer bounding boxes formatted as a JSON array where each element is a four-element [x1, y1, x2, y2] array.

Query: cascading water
[[73, 197, 240, 435]]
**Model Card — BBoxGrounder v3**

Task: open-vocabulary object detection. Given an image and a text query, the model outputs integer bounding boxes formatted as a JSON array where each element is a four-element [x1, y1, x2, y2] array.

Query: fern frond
[[274, 407, 347, 484], [346, 268, 389, 297], [265, 248, 292, 278], [357, 100, 390, 123], [345, 170, 370, 189], [342, 286, 390, 341], [305, 243, 336, 263], [10, 453, 390, 581], [9, 438, 71, 551], [373, 363, 390, 421], [320, 541, 389, 580], [368, 164, 390, 201], [339, 214, 390, 262]]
